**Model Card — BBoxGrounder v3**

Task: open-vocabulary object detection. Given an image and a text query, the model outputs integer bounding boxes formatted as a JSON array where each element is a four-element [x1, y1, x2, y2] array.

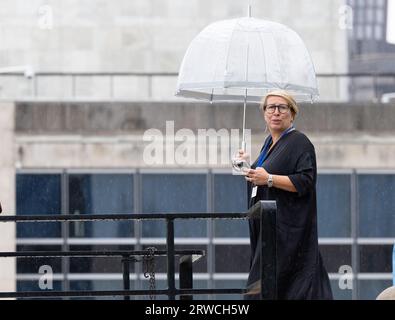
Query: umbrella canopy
[[176, 16, 318, 103]]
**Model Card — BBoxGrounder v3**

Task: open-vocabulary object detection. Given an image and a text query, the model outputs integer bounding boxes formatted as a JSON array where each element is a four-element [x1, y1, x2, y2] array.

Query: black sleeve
[[288, 151, 315, 197]]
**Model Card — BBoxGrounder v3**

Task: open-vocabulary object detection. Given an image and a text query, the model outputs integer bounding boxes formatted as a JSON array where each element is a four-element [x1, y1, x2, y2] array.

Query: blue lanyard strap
[[256, 126, 295, 167]]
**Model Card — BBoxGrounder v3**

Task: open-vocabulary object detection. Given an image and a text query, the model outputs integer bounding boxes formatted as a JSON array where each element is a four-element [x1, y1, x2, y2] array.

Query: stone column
[[0, 101, 16, 294]]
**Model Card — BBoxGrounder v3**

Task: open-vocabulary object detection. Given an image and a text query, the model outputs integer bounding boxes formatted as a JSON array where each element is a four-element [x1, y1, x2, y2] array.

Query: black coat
[[247, 130, 333, 300]]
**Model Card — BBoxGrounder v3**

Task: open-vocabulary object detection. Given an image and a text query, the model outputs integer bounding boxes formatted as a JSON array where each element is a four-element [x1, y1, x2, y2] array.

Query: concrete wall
[[0, 0, 347, 72], [0, 101, 16, 294], [0, 0, 348, 100], [14, 101, 395, 134], [14, 100, 395, 169]]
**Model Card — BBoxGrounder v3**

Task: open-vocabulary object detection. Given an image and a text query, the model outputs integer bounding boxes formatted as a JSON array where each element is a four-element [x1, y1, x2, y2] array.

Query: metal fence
[[0, 200, 277, 300]]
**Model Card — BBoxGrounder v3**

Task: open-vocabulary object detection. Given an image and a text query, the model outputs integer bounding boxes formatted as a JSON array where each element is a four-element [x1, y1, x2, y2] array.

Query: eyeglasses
[[264, 104, 290, 114]]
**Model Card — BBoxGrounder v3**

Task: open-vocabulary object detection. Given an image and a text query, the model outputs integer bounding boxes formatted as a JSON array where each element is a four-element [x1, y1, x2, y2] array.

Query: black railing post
[[179, 255, 193, 300], [122, 255, 130, 301], [166, 218, 176, 300], [259, 200, 277, 300]]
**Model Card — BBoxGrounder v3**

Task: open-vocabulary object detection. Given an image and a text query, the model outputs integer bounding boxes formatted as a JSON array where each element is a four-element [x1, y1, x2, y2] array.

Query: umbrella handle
[[241, 140, 246, 152]]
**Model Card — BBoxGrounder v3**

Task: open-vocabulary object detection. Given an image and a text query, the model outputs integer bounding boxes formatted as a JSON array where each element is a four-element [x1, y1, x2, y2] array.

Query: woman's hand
[[237, 149, 250, 162], [244, 167, 269, 185]]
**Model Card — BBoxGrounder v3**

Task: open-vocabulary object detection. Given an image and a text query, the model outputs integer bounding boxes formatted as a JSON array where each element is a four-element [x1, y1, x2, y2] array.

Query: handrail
[[0, 212, 248, 222], [0, 201, 277, 300], [1, 71, 395, 77], [0, 250, 205, 258], [0, 288, 245, 299]]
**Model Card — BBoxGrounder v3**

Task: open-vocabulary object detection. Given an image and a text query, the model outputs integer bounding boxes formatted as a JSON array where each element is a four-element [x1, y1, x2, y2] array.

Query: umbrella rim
[[176, 82, 319, 103], [175, 90, 318, 104]]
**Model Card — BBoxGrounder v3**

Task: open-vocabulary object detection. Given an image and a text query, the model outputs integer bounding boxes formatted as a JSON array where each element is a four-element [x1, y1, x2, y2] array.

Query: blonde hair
[[260, 90, 299, 118]]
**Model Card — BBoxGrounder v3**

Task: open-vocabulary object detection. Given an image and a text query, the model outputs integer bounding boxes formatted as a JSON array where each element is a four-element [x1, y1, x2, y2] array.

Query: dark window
[[214, 245, 250, 273], [69, 174, 134, 238], [16, 245, 62, 274], [68, 245, 136, 273], [69, 280, 125, 293], [358, 280, 393, 300], [359, 245, 393, 273], [141, 174, 207, 237], [213, 174, 248, 237], [17, 280, 62, 293], [317, 174, 351, 237], [330, 279, 353, 300], [16, 174, 61, 238], [358, 174, 395, 237], [319, 245, 352, 273], [214, 280, 245, 300]]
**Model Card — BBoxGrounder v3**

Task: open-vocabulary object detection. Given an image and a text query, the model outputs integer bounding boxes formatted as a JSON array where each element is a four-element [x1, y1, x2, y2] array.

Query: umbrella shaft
[[241, 140, 246, 151], [242, 95, 247, 151]]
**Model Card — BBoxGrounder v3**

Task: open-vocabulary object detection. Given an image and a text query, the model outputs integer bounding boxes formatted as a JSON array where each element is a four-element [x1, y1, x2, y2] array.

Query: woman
[[240, 90, 333, 300]]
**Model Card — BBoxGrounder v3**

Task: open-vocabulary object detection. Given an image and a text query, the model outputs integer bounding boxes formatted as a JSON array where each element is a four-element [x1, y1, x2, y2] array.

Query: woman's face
[[263, 96, 294, 133]]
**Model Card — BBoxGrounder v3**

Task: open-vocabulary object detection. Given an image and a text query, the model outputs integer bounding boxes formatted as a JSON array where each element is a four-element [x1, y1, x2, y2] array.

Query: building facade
[[0, 0, 394, 300], [0, 100, 393, 299]]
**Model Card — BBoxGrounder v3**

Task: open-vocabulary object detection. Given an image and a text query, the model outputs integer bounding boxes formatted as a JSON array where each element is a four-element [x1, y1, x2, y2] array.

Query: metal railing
[[0, 200, 277, 300], [0, 71, 395, 102]]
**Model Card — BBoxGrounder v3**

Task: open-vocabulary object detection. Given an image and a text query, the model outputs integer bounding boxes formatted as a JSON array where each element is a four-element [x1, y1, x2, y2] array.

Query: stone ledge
[[15, 101, 395, 134]]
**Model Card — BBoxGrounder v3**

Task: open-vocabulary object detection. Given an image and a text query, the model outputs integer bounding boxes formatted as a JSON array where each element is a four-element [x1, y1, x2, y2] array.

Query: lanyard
[[256, 126, 295, 167]]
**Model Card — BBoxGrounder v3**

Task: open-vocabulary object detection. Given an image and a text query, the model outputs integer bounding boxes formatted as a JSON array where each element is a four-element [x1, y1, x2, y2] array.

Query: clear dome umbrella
[[175, 9, 318, 156]]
